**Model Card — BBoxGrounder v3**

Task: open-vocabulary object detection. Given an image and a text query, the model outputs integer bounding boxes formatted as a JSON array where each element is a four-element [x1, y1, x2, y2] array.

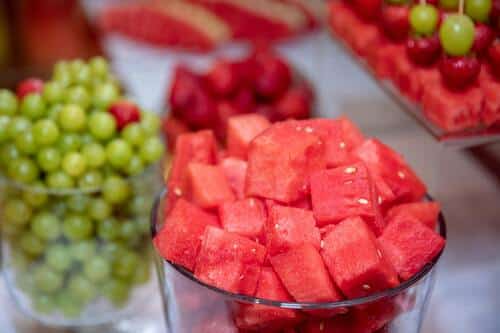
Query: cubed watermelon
[[479, 67, 500, 126], [300, 315, 355, 333], [371, 173, 396, 211], [353, 139, 426, 203], [310, 162, 385, 235], [351, 22, 382, 58], [378, 215, 445, 280], [162, 116, 190, 151], [227, 114, 271, 159], [270, 243, 342, 303], [219, 198, 267, 239], [188, 162, 235, 209], [246, 121, 326, 203], [372, 44, 404, 79], [220, 157, 248, 199], [321, 217, 399, 298], [235, 267, 302, 331], [386, 202, 440, 230], [393, 54, 420, 102], [265, 205, 321, 256], [328, 1, 353, 39], [353, 299, 400, 333], [154, 199, 219, 270], [194, 226, 267, 295]]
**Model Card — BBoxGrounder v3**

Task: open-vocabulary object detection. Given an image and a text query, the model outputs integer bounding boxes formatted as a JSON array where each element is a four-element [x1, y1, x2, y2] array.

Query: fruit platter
[[153, 116, 446, 332], [328, 0, 500, 148]]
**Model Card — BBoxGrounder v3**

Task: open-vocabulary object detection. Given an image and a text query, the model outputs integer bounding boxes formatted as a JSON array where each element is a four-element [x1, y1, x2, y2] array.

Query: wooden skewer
[[459, 0, 464, 15]]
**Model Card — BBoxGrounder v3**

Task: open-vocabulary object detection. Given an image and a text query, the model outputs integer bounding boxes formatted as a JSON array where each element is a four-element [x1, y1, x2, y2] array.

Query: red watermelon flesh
[[351, 22, 382, 58], [188, 163, 235, 209], [265, 205, 321, 256], [154, 199, 219, 270], [386, 202, 440, 230], [246, 121, 326, 203], [195, 226, 267, 295], [220, 157, 248, 199], [321, 217, 399, 299], [194, 314, 239, 333], [300, 315, 356, 333], [235, 267, 302, 331], [378, 215, 445, 280], [353, 139, 426, 203], [353, 299, 400, 333], [328, 1, 355, 40], [270, 243, 343, 303], [479, 67, 500, 126], [227, 114, 271, 159], [281, 0, 322, 28], [371, 173, 396, 211], [372, 43, 403, 79], [219, 198, 267, 239], [310, 162, 385, 235], [162, 116, 190, 151], [393, 53, 420, 102]]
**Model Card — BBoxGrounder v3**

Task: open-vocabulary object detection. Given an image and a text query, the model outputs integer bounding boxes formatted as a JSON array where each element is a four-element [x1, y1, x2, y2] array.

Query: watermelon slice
[[246, 121, 326, 203], [227, 114, 271, 159], [378, 215, 445, 280], [353, 139, 427, 203], [235, 267, 302, 331], [386, 202, 440, 230], [154, 199, 219, 270], [321, 217, 399, 299], [479, 66, 500, 126], [195, 226, 267, 295], [310, 162, 385, 235], [270, 243, 342, 303], [265, 205, 321, 256], [188, 163, 235, 209], [220, 157, 248, 199], [219, 198, 267, 239]]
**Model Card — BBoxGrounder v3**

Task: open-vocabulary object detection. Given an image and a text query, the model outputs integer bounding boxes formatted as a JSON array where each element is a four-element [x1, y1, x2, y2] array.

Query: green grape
[[101, 241, 127, 261], [82, 142, 106, 168], [78, 170, 103, 190], [440, 0, 459, 9], [102, 176, 130, 204], [72, 64, 92, 86], [66, 194, 90, 213], [58, 104, 87, 132], [102, 279, 130, 306], [62, 152, 87, 177], [31, 211, 61, 241], [34, 266, 63, 293], [93, 83, 119, 109], [133, 261, 151, 285], [89, 198, 112, 221], [0, 144, 21, 167], [9, 157, 39, 184], [18, 273, 35, 293], [22, 184, 48, 207], [0, 115, 11, 143], [56, 291, 84, 318], [43, 81, 65, 104], [89, 56, 109, 78], [37, 147, 61, 172], [113, 250, 139, 279], [47, 200, 67, 218], [46, 244, 73, 273], [119, 220, 138, 243], [130, 195, 152, 215], [409, 4, 439, 36], [65, 86, 91, 109], [70, 240, 96, 262], [68, 275, 96, 303], [15, 130, 37, 155], [465, 0, 492, 22], [20, 233, 45, 257], [3, 198, 32, 226], [7, 116, 31, 139], [439, 14, 475, 56], [124, 155, 144, 176], [106, 139, 132, 168], [135, 217, 150, 235], [33, 294, 56, 314], [97, 218, 120, 241], [88, 111, 116, 141], [139, 137, 164, 163], [47, 104, 62, 121], [121, 123, 144, 147], [33, 119, 60, 146], [46, 171, 74, 189], [20, 94, 46, 120], [84, 256, 111, 283], [0, 89, 18, 116], [63, 214, 94, 241], [80, 133, 95, 145], [53, 61, 72, 87], [140, 112, 161, 136], [58, 133, 81, 153]]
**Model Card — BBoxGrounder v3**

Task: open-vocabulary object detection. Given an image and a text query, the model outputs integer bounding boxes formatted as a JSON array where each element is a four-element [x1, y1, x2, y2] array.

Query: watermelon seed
[[295, 126, 303, 131], [358, 198, 369, 205], [377, 249, 383, 258], [363, 284, 371, 290], [239, 275, 245, 280], [378, 196, 383, 204], [251, 248, 257, 254], [344, 166, 357, 174], [274, 223, 280, 230], [320, 240, 325, 249], [397, 171, 406, 179], [344, 180, 354, 185], [304, 126, 314, 133], [339, 141, 346, 149]]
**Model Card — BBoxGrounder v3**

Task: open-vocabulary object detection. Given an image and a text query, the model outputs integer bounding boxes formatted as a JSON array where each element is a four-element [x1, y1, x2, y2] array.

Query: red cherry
[[169, 66, 202, 111], [490, 0, 500, 27], [352, 0, 382, 20], [206, 60, 239, 97], [426, 0, 439, 4], [232, 57, 257, 87], [488, 40, 500, 78], [183, 90, 217, 129], [380, 5, 410, 42], [472, 24, 495, 56], [439, 55, 481, 90], [254, 52, 292, 99], [108, 100, 141, 130], [274, 86, 312, 120], [231, 87, 255, 113], [16, 78, 44, 99], [406, 35, 441, 66]]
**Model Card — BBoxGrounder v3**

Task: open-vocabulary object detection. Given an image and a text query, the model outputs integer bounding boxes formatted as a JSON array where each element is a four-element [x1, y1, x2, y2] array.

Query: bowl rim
[[151, 189, 447, 309]]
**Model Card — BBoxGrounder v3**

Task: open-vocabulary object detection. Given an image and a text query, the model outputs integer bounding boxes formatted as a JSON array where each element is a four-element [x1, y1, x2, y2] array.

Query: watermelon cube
[[270, 243, 342, 303], [220, 157, 248, 200], [328, 1, 354, 39], [162, 116, 190, 151], [265, 205, 321, 256], [386, 202, 440, 230], [188, 163, 235, 209], [353, 139, 427, 203], [219, 198, 267, 239], [300, 315, 355, 333], [372, 173, 396, 211], [378, 215, 445, 280], [235, 267, 301, 331], [154, 199, 219, 270], [353, 299, 400, 333], [372, 44, 404, 79], [227, 114, 271, 159], [246, 121, 326, 203], [351, 22, 382, 58], [310, 162, 385, 235], [321, 217, 399, 299], [393, 54, 420, 102], [479, 67, 500, 126], [194, 226, 267, 295]]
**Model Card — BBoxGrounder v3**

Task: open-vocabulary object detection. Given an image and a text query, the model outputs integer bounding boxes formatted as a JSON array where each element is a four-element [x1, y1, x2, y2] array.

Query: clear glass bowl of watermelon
[[152, 191, 446, 333], [0, 167, 160, 327]]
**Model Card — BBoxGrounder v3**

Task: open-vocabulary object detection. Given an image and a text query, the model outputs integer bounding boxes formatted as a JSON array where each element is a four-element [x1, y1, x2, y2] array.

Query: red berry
[[274, 85, 312, 120], [254, 52, 292, 99], [162, 116, 190, 151], [426, 0, 439, 4], [231, 87, 255, 113], [406, 35, 441, 66], [488, 40, 500, 78], [352, 0, 383, 20], [490, 0, 500, 26], [439, 55, 481, 90], [206, 60, 239, 97], [183, 90, 217, 129], [108, 100, 141, 130], [169, 66, 202, 111], [255, 104, 280, 122], [380, 5, 410, 42], [16, 78, 44, 99], [472, 24, 495, 56]]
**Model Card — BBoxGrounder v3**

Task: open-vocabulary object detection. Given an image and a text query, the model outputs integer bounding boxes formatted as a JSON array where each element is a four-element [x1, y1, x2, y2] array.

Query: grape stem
[[459, 0, 464, 14]]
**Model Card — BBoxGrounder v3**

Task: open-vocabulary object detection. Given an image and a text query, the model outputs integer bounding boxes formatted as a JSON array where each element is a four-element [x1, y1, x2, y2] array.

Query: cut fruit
[[219, 198, 267, 239], [162, 116, 190, 151], [353, 299, 401, 333], [227, 114, 271, 159], [154, 199, 219, 270], [386, 202, 441, 230], [479, 67, 500, 126], [321, 217, 399, 298], [220, 157, 248, 199], [188, 163, 235, 209], [194, 226, 267, 295]]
